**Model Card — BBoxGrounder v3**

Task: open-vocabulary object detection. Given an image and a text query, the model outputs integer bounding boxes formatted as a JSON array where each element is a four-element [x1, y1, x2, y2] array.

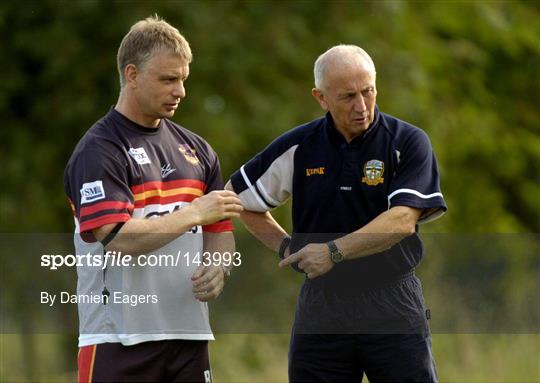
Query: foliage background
[[1, 0, 539, 381]]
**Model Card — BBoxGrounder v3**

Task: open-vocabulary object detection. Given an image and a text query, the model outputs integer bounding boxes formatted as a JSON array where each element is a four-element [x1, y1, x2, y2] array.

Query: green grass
[[431, 334, 539, 382]]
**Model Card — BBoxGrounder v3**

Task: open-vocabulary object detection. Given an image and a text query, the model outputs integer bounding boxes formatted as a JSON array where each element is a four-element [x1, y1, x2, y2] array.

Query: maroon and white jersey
[[64, 108, 232, 346]]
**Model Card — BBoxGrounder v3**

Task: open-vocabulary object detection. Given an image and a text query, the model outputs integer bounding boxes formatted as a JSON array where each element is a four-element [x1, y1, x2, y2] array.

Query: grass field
[[1, 333, 538, 382]]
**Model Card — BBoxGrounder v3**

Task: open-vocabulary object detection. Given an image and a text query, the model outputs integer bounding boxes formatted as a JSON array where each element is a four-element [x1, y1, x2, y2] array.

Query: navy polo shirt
[[230, 106, 447, 292]]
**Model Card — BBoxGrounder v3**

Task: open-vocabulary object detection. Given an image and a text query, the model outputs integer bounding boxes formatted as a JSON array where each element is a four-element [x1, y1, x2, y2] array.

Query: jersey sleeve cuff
[[230, 167, 271, 212], [388, 189, 447, 224], [203, 219, 234, 233], [79, 214, 131, 233]]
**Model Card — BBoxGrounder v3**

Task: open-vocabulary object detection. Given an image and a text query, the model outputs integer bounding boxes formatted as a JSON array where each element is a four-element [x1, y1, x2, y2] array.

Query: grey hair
[[313, 45, 376, 89], [117, 14, 192, 87]]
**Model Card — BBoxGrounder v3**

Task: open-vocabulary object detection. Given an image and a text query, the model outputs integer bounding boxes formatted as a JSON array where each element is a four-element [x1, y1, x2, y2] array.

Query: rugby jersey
[[230, 107, 447, 293], [64, 108, 232, 346]]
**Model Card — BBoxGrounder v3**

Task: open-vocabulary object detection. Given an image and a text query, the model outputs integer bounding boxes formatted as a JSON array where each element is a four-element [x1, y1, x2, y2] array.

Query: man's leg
[[78, 341, 166, 382], [359, 332, 437, 382], [165, 340, 212, 383], [289, 332, 363, 383], [357, 275, 438, 382]]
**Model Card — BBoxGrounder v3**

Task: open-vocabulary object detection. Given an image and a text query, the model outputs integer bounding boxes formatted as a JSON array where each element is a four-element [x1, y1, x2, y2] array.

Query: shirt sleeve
[[64, 149, 133, 233], [229, 134, 297, 213], [202, 148, 233, 233], [388, 129, 447, 224]]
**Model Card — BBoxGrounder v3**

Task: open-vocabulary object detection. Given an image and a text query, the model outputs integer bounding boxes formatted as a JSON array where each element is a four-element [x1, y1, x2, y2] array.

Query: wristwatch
[[327, 240, 344, 264]]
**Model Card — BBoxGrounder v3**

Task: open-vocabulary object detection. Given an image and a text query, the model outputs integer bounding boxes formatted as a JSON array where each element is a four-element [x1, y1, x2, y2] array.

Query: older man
[[227, 45, 446, 382], [65, 15, 243, 382]]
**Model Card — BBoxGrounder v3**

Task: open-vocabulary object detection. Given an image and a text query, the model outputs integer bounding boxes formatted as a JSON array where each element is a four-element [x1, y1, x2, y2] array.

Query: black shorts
[[78, 339, 212, 383], [289, 273, 438, 382]]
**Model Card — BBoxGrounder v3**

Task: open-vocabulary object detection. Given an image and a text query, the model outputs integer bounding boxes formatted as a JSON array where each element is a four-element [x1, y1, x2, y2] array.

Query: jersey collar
[[109, 107, 163, 135], [325, 105, 381, 147]]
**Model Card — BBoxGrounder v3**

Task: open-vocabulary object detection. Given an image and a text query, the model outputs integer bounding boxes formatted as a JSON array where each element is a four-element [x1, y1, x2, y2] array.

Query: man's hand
[[191, 264, 225, 302], [278, 243, 334, 279], [190, 190, 243, 225]]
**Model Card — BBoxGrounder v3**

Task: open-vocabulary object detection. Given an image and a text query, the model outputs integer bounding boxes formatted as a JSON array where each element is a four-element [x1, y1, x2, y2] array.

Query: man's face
[[312, 61, 377, 142], [131, 51, 189, 127]]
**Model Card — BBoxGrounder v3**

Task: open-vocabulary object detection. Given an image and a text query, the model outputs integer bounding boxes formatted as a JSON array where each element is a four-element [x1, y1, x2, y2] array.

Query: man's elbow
[[392, 207, 421, 235], [403, 222, 416, 236], [402, 211, 418, 235]]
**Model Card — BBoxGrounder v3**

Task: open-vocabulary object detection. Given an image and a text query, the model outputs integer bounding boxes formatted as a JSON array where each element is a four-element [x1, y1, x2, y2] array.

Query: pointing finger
[[279, 252, 301, 268]]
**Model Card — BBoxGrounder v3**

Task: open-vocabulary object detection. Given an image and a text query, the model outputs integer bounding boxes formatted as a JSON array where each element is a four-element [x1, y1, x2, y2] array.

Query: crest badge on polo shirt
[[362, 159, 384, 186], [178, 144, 199, 165]]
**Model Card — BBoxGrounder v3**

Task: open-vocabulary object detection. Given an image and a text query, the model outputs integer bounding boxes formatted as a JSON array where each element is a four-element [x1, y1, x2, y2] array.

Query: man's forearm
[[238, 210, 288, 252], [203, 231, 236, 254], [335, 206, 421, 260], [93, 190, 243, 256], [203, 231, 236, 271], [224, 181, 288, 254], [95, 204, 201, 256]]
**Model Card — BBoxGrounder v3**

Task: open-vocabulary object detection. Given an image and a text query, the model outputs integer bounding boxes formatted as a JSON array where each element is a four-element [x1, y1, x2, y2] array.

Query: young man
[[64, 15, 243, 382], [227, 45, 446, 382]]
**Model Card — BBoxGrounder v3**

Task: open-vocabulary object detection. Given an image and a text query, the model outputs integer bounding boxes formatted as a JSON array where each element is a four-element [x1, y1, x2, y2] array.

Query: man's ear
[[124, 64, 138, 88], [311, 88, 328, 110]]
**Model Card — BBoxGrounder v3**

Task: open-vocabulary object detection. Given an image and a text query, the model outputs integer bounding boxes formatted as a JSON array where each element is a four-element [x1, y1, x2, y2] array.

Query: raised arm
[[93, 190, 243, 256], [279, 206, 422, 278]]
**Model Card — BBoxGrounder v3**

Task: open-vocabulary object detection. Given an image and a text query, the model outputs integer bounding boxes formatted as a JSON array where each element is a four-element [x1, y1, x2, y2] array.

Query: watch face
[[331, 251, 344, 263]]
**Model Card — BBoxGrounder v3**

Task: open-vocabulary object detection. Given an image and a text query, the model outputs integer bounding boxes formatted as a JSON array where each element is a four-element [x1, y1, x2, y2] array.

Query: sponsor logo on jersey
[[161, 163, 176, 178], [305, 167, 325, 176], [80, 180, 106, 204], [361, 159, 384, 186], [128, 147, 152, 165], [178, 144, 199, 165]]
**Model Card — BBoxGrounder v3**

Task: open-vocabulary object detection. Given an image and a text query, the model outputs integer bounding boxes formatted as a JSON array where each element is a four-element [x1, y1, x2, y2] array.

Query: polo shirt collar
[[325, 105, 381, 147]]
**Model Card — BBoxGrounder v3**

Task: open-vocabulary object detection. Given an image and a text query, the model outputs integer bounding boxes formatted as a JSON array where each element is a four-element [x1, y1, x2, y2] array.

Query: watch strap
[[327, 240, 338, 256], [278, 235, 291, 260]]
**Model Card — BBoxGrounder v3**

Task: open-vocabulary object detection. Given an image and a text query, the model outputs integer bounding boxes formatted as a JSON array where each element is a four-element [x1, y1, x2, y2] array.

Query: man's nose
[[173, 82, 186, 99], [354, 95, 367, 112]]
